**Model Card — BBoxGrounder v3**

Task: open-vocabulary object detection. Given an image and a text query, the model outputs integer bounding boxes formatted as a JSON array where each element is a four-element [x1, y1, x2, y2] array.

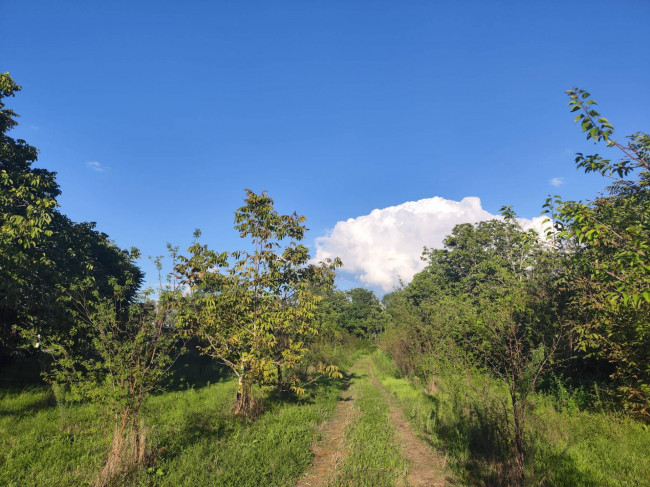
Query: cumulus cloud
[[86, 161, 110, 172], [550, 177, 564, 187], [521, 215, 555, 242], [314, 196, 494, 291], [314, 196, 551, 292]]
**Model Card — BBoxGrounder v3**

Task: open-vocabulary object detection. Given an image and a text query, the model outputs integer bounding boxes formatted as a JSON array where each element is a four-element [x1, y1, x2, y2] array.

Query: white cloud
[[521, 215, 555, 242], [86, 161, 110, 172], [314, 196, 496, 292], [314, 196, 552, 292], [550, 177, 564, 187]]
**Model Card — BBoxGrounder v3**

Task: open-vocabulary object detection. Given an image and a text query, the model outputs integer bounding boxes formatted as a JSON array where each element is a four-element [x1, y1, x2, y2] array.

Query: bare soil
[[295, 381, 356, 487]]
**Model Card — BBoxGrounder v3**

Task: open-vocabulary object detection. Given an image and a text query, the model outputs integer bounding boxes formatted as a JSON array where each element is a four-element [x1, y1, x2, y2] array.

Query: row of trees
[[382, 88, 649, 416], [382, 214, 564, 484], [378, 89, 649, 484]]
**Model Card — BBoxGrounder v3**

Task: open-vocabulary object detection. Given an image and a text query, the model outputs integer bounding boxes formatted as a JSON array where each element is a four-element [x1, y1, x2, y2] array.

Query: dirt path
[[369, 363, 450, 487], [295, 378, 356, 487], [297, 360, 449, 487]]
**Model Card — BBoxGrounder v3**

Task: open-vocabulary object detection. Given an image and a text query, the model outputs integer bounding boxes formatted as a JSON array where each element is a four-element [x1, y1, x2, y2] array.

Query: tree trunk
[[132, 416, 146, 465], [234, 374, 256, 417], [510, 396, 526, 486], [94, 412, 148, 486], [276, 364, 283, 392]]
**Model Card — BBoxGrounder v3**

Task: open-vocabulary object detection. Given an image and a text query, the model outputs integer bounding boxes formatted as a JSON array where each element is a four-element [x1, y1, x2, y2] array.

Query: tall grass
[[371, 350, 650, 486]]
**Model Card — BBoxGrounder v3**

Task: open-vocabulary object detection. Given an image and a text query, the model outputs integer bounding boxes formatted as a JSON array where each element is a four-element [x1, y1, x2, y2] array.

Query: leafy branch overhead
[[567, 88, 649, 179], [546, 89, 650, 416]]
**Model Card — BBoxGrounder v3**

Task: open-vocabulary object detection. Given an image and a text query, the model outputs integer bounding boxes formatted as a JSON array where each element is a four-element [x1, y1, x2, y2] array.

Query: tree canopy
[[0, 73, 142, 366]]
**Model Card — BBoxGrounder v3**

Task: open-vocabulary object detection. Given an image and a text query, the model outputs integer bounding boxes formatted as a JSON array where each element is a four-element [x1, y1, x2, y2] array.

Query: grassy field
[[0, 375, 344, 486], [370, 350, 650, 486], [3, 350, 648, 486]]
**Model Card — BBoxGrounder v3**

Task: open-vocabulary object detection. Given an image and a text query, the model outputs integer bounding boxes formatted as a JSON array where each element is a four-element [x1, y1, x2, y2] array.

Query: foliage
[[381, 214, 566, 484], [0, 73, 142, 367], [0, 74, 57, 250], [43, 281, 182, 485], [380, 288, 442, 378], [28, 216, 143, 357], [546, 89, 650, 417], [315, 286, 385, 339], [0, 73, 58, 351], [343, 287, 385, 338], [173, 190, 342, 415], [384, 217, 563, 365]]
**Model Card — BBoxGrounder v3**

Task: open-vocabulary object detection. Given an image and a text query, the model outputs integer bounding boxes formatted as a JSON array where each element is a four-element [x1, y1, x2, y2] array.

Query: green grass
[[0, 375, 343, 486], [5, 351, 646, 486], [329, 357, 407, 487], [370, 350, 650, 486], [530, 396, 650, 486]]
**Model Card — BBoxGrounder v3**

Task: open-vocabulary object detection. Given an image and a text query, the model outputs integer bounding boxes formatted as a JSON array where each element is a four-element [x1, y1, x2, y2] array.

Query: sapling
[[45, 276, 182, 485]]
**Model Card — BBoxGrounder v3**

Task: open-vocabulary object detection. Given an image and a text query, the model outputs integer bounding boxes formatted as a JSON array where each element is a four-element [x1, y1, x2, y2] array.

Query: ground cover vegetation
[[1, 73, 648, 486], [370, 350, 649, 486], [326, 357, 408, 487]]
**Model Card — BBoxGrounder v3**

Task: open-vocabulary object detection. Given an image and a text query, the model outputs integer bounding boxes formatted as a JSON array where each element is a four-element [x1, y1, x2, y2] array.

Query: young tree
[[470, 213, 564, 485], [46, 277, 182, 485], [173, 190, 341, 416]]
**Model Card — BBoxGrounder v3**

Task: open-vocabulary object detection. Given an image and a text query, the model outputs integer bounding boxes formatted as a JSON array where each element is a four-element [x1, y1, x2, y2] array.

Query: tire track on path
[[295, 376, 357, 487], [368, 361, 450, 487]]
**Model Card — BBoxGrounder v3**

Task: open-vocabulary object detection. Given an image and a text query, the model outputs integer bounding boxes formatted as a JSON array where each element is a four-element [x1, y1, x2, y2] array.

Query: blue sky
[[4, 1, 650, 292]]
